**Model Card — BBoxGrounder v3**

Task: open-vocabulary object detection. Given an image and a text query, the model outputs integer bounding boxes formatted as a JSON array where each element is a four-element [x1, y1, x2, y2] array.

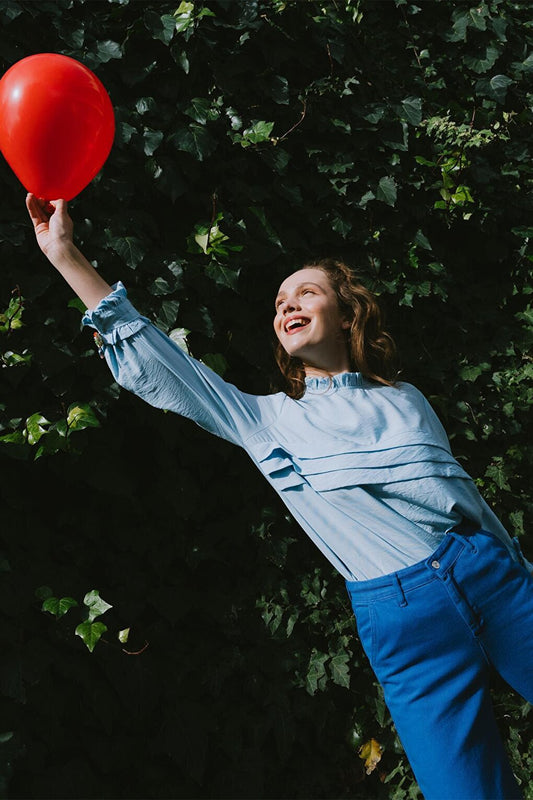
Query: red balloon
[[0, 53, 115, 200]]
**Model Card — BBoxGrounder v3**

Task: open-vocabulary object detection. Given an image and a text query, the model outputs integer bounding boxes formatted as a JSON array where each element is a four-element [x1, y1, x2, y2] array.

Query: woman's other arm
[[26, 193, 112, 310]]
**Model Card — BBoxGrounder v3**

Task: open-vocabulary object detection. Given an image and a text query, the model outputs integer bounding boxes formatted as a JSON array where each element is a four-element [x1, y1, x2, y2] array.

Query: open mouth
[[285, 317, 311, 334]]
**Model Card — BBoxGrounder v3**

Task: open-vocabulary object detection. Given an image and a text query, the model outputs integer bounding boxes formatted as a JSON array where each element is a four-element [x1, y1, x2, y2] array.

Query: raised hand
[[25, 193, 112, 310], [26, 194, 74, 260]]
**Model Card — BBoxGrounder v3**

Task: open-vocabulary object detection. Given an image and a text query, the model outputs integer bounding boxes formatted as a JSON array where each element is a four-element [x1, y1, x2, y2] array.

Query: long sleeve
[[82, 283, 283, 447]]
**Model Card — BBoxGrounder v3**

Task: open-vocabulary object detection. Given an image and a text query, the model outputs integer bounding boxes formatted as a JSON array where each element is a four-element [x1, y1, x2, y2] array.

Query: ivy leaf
[[185, 97, 219, 124], [68, 297, 87, 313], [136, 97, 156, 115], [170, 125, 217, 161], [485, 460, 511, 491], [449, 10, 469, 42], [67, 404, 100, 433], [174, 49, 190, 74], [2, 350, 32, 367], [459, 364, 483, 382], [469, 6, 487, 31], [205, 262, 240, 291], [169, 327, 191, 354], [306, 650, 329, 695], [144, 10, 176, 45], [267, 75, 289, 105], [117, 121, 137, 145], [42, 596, 78, 618], [240, 120, 275, 147], [108, 235, 146, 269], [201, 353, 228, 377], [249, 206, 282, 248], [0, 295, 24, 332], [489, 74, 513, 103], [95, 40, 122, 63], [155, 299, 180, 332], [83, 589, 113, 622], [174, 1, 195, 34], [75, 621, 108, 653], [400, 96, 422, 126], [329, 653, 350, 688], [143, 128, 164, 156], [118, 628, 130, 644], [35, 586, 53, 601], [464, 44, 500, 74], [25, 413, 50, 445], [358, 190, 375, 208], [376, 176, 397, 206], [358, 738, 383, 775]]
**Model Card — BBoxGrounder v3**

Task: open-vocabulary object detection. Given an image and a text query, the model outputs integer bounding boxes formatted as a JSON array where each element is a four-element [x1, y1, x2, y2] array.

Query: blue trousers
[[346, 526, 533, 800]]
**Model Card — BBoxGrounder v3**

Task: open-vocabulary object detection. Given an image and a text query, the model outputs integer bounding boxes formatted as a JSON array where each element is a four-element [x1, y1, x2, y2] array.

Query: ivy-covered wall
[[1, 1, 532, 798]]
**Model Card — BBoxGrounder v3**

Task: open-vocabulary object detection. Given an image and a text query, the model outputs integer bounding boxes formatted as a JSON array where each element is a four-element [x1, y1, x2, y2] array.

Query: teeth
[[286, 318, 309, 331]]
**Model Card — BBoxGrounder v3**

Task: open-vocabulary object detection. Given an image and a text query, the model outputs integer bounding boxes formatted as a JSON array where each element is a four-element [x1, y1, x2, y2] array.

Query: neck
[[303, 360, 351, 380]]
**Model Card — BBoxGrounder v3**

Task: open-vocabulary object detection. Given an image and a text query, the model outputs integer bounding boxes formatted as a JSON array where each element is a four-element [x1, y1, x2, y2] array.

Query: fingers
[[26, 193, 68, 224], [52, 199, 69, 218], [26, 193, 47, 226]]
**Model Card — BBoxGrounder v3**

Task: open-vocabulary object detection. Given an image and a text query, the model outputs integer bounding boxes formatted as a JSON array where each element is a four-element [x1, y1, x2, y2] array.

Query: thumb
[[45, 199, 68, 216]]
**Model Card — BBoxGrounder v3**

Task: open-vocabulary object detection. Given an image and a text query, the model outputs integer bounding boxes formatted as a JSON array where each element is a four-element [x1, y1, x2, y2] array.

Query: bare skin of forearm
[[46, 240, 112, 311], [26, 193, 112, 311]]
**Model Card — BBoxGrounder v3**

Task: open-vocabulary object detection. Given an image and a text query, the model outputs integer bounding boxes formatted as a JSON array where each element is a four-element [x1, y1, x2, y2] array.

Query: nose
[[282, 296, 300, 313]]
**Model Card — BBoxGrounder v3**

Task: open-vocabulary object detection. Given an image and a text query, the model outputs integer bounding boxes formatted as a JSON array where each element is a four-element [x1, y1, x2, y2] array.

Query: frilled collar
[[304, 372, 365, 391]]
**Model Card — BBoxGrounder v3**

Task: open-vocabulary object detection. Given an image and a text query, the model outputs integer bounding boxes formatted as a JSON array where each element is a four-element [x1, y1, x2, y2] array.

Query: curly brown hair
[[274, 258, 398, 399]]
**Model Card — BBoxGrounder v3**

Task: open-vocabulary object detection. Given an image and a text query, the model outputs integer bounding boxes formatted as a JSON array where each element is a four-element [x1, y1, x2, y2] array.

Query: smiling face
[[273, 267, 352, 376]]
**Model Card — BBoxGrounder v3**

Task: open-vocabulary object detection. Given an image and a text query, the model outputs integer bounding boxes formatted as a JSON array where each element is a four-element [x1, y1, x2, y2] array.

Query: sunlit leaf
[[118, 628, 130, 644], [67, 404, 100, 432], [25, 414, 50, 445], [358, 738, 383, 775], [169, 327, 191, 354], [83, 590, 113, 622], [241, 120, 275, 146]]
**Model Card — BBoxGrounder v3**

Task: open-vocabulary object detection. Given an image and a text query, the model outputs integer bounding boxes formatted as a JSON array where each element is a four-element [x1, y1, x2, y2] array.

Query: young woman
[[27, 193, 533, 800]]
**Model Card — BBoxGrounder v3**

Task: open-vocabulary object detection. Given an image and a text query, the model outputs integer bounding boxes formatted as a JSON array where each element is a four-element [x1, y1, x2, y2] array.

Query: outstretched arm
[[26, 193, 112, 310], [26, 194, 281, 445]]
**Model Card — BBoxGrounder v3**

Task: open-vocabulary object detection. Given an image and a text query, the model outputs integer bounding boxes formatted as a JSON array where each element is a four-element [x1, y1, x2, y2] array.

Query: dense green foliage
[[1, 0, 532, 797]]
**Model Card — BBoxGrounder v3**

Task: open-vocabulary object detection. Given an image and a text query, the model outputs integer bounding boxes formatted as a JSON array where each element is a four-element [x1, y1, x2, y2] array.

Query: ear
[[341, 318, 352, 330]]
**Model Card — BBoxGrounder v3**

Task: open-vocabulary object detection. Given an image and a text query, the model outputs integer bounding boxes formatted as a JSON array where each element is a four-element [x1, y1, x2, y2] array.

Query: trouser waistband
[[346, 518, 481, 603]]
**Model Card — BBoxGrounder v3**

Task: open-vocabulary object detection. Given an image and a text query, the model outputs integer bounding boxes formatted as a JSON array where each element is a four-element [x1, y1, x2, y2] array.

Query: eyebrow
[[275, 281, 323, 303]]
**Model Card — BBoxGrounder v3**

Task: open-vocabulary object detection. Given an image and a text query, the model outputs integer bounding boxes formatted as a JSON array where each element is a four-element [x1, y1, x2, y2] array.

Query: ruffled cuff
[[82, 282, 150, 352]]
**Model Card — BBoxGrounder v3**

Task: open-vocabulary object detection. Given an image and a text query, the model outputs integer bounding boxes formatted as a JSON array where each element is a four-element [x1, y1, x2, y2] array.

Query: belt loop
[[450, 517, 479, 554], [393, 573, 408, 607]]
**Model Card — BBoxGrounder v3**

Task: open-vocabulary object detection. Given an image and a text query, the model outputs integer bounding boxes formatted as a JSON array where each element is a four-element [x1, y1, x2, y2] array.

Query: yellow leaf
[[358, 738, 383, 775]]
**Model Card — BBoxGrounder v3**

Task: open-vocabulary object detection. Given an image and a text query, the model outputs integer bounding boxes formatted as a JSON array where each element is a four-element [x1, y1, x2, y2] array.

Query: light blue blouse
[[82, 283, 517, 580]]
